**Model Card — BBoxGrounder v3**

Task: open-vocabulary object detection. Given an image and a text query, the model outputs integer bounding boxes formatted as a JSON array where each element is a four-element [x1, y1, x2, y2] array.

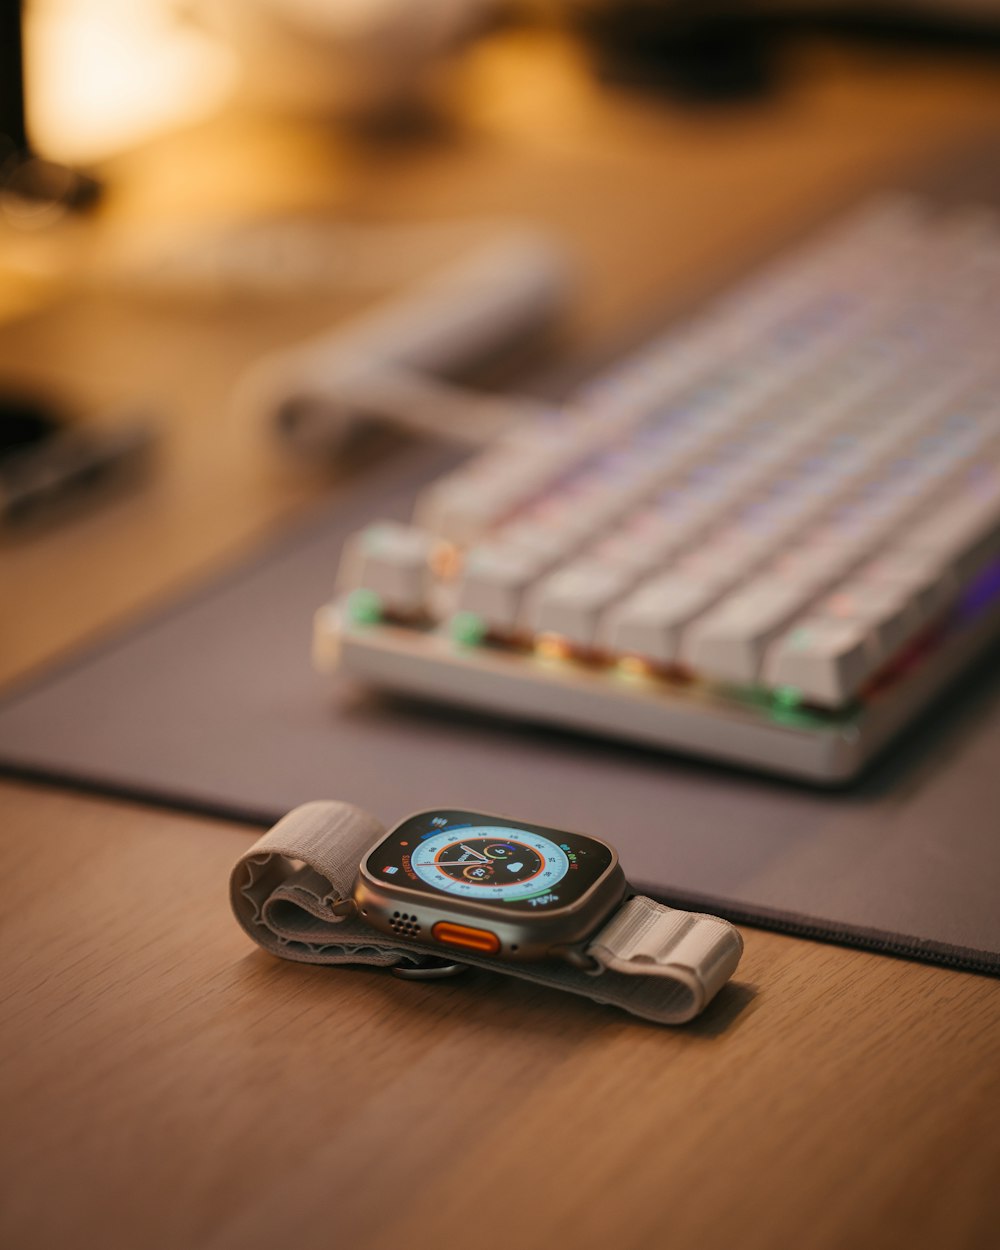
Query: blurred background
[[6, 14, 1000, 1248], [5, 0, 1000, 683]]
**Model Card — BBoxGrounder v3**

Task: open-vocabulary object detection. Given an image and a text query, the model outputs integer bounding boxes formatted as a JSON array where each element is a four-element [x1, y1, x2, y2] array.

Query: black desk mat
[[2, 440, 999, 975]]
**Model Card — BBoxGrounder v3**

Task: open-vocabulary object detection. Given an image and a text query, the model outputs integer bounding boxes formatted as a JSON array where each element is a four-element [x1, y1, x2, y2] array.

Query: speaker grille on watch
[[389, 911, 420, 938]]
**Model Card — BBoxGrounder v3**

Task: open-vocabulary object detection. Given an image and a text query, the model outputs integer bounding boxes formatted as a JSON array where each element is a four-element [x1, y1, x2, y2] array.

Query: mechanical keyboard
[[316, 195, 1000, 782]]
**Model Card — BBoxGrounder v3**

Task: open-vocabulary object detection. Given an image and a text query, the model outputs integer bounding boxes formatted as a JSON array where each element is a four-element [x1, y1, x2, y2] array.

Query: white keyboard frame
[[317, 585, 1000, 783]]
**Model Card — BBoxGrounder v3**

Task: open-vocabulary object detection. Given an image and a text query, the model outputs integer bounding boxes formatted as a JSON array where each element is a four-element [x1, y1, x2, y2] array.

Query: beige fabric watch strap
[[229, 801, 743, 1026]]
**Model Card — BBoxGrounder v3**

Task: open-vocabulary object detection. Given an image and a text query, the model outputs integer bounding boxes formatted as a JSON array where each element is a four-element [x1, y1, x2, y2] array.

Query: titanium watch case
[[352, 808, 629, 965]]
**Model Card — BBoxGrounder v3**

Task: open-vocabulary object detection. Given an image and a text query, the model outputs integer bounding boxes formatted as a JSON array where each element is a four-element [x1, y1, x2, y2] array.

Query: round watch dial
[[409, 826, 570, 901]]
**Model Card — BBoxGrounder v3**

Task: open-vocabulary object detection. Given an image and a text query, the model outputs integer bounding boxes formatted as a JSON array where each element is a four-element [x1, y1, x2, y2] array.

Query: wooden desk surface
[[2, 30, 1000, 1250]]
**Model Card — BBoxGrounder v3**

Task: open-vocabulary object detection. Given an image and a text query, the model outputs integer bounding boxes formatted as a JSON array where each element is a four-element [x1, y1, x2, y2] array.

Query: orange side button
[[432, 921, 500, 955]]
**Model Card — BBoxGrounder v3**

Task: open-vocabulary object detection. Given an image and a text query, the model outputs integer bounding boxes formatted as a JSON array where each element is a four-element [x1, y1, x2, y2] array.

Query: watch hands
[[456, 844, 490, 863], [414, 859, 491, 870]]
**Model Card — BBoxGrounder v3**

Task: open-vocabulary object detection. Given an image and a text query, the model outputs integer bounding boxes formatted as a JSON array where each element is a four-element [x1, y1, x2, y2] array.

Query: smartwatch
[[230, 800, 744, 1026], [354, 808, 627, 968]]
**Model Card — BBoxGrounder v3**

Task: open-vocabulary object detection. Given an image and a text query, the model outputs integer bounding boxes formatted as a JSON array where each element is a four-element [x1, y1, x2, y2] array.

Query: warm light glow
[[616, 656, 653, 680], [430, 541, 463, 581], [25, 0, 236, 164], [534, 634, 572, 662]]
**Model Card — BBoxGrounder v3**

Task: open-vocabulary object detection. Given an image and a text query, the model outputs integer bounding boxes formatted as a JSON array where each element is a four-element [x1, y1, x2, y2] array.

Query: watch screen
[[364, 810, 616, 912]]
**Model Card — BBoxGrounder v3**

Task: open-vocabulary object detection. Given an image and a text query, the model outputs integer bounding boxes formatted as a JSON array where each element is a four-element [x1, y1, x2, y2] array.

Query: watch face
[[364, 810, 616, 913]]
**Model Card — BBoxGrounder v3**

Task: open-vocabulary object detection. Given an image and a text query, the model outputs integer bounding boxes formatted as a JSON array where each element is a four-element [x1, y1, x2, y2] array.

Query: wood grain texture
[[3, 29, 1000, 1250], [2, 781, 999, 1250]]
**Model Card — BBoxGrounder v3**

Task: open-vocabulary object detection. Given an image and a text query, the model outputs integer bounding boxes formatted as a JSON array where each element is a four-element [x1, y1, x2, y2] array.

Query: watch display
[[363, 809, 616, 913]]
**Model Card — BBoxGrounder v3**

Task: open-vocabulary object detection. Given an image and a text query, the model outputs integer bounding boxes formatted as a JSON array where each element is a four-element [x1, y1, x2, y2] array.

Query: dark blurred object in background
[[0, 0, 100, 222], [566, 1, 1000, 101], [0, 390, 156, 530]]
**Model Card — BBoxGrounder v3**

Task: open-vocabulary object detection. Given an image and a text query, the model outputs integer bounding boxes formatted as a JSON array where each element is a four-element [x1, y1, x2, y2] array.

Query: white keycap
[[587, 535, 653, 573], [897, 474, 1000, 579], [816, 581, 913, 656], [577, 322, 717, 420], [415, 474, 521, 545], [601, 576, 721, 664], [763, 617, 873, 705], [415, 439, 592, 543], [455, 544, 549, 633], [498, 516, 582, 563], [792, 524, 876, 570], [694, 522, 787, 566], [856, 551, 952, 616], [682, 579, 813, 682], [673, 541, 754, 596], [765, 546, 856, 591], [341, 522, 434, 614], [527, 561, 635, 646]]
